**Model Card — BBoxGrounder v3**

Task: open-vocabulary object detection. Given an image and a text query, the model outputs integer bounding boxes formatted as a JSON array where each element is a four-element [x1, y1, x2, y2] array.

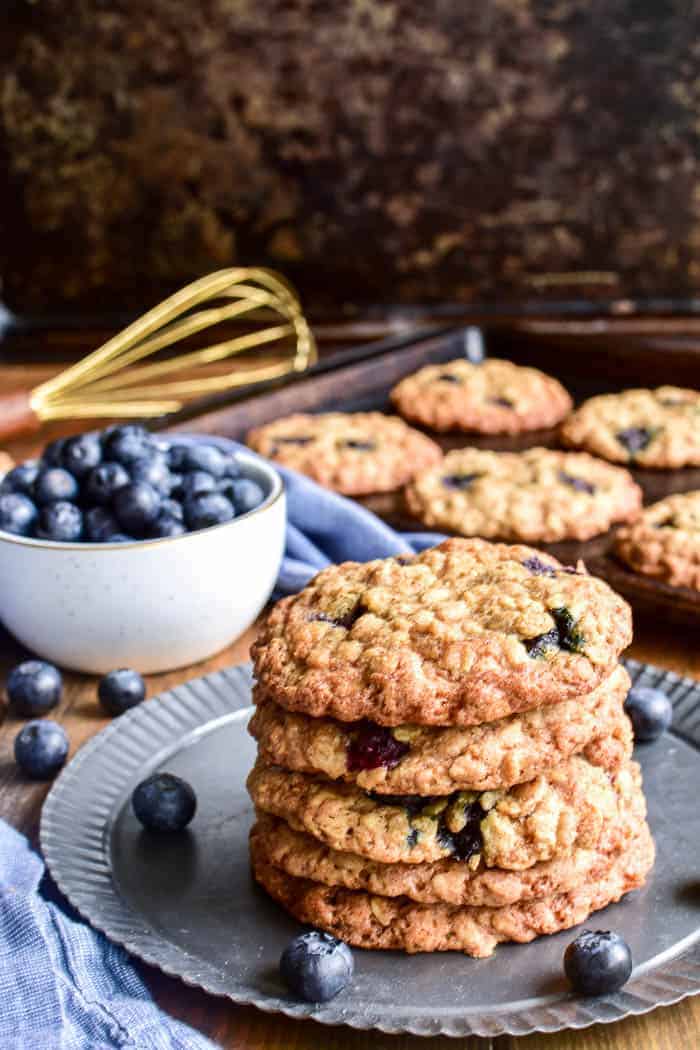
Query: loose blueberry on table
[[279, 931, 354, 1003], [14, 720, 69, 780], [98, 668, 146, 717], [0, 426, 267, 543], [132, 772, 197, 832], [6, 660, 63, 716], [624, 685, 673, 743], [564, 930, 633, 996]]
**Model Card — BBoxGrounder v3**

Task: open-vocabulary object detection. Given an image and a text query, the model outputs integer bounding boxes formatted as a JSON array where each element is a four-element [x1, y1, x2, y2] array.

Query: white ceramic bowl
[[0, 447, 285, 674]]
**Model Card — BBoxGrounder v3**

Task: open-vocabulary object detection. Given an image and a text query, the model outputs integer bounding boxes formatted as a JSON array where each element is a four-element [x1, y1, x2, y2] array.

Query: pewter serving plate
[[41, 659, 700, 1039]]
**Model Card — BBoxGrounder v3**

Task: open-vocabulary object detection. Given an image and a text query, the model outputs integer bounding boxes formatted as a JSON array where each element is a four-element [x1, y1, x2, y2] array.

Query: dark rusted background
[[1, 0, 699, 315]]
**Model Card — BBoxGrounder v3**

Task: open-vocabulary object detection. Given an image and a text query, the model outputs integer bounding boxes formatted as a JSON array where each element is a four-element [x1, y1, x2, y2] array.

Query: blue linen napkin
[[1, 439, 444, 1050]]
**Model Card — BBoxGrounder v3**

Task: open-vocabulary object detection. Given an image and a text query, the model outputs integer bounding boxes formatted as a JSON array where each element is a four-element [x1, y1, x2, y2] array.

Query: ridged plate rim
[[40, 658, 700, 1039]]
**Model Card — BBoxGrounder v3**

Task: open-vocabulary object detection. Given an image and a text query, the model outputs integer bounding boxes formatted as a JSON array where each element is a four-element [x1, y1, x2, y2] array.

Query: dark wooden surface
[[1, 349, 700, 1047]]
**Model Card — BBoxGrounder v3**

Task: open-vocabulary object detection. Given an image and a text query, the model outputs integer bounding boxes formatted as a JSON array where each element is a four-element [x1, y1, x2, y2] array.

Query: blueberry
[[489, 396, 514, 408], [104, 425, 157, 467], [178, 444, 227, 478], [176, 471, 217, 500], [225, 478, 264, 515], [61, 433, 102, 479], [132, 772, 196, 831], [34, 468, 79, 505], [564, 930, 632, 996], [617, 427, 653, 455], [7, 660, 62, 716], [442, 473, 480, 490], [624, 685, 672, 742], [559, 471, 596, 495], [1, 461, 41, 496], [42, 437, 67, 467], [36, 501, 83, 542], [103, 533, 134, 543], [98, 668, 146, 716], [129, 453, 173, 495], [84, 462, 130, 505], [347, 723, 409, 771], [160, 498, 184, 522], [222, 455, 241, 478], [149, 513, 186, 538], [279, 931, 354, 1003], [0, 492, 38, 536], [166, 443, 189, 471], [437, 373, 461, 383], [14, 720, 69, 779], [184, 492, 235, 531], [84, 506, 120, 542], [113, 482, 161, 535]]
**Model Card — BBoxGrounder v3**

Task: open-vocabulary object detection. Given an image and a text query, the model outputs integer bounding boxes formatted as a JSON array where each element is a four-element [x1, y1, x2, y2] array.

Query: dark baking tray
[[165, 325, 700, 624]]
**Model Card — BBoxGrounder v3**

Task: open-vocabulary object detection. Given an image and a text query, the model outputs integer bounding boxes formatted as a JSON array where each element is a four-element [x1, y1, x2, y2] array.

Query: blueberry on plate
[[113, 482, 161, 535], [280, 931, 354, 1003], [176, 470, 217, 500], [7, 660, 63, 716], [179, 444, 227, 478], [564, 930, 632, 996], [0, 492, 38, 536], [36, 501, 83, 542], [184, 492, 235, 531], [129, 452, 174, 495], [624, 685, 673, 743], [132, 772, 197, 831], [84, 506, 120, 542], [224, 478, 264, 515], [34, 467, 79, 505], [149, 513, 186, 538], [103, 533, 134, 543], [84, 461, 130, 505], [104, 425, 157, 467], [0, 461, 41, 497], [61, 433, 102, 479], [98, 668, 146, 716], [14, 720, 69, 779]]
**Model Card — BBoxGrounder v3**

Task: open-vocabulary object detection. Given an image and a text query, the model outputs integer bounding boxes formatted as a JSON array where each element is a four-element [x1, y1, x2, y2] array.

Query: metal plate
[[41, 659, 700, 1039]]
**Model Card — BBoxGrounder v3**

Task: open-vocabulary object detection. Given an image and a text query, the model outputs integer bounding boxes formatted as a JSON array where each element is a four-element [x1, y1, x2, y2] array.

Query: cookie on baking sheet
[[250, 770, 646, 907], [251, 538, 633, 727], [250, 823, 654, 957], [560, 386, 700, 468], [246, 411, 442, 495], [250, 664, 632, 795], [247, 756, 638, 871], [405, 447, 642, 543], [389, 357, 573, 435], [615, 490, 700, 589]]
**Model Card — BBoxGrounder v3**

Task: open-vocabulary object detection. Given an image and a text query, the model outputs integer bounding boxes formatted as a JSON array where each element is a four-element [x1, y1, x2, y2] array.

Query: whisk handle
[[0, 393, 41, 442]]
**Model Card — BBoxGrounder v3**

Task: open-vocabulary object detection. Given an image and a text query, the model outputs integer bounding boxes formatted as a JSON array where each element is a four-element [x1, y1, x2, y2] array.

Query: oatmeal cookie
[[247, 756, 638, 870], [251, 538, 633, 727], [560, 386, 700, 468], [615, 490, 700, 589], [250, 822, 654, 957], [405, 448, 642, 543], [250, 774, 646, 907], [246, 411, 442, 495], [250, 665, 631, 794], [390, 357, 573, 435]]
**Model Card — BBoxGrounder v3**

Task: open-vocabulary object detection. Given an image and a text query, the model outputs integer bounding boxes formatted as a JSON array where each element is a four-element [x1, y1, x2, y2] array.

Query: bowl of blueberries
[[0, 425, 285, 673]]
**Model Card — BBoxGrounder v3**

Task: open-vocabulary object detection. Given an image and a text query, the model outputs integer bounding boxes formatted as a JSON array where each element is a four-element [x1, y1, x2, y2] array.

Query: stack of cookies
[[247, 538, 654, 958]]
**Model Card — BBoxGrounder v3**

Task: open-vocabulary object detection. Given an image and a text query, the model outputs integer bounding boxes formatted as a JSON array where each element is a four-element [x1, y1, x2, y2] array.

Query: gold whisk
[[0, 268, 316, 440]]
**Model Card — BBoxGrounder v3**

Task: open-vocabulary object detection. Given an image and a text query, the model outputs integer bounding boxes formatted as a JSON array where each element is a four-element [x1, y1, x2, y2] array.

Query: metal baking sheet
[[41, 659, 700, 1039]]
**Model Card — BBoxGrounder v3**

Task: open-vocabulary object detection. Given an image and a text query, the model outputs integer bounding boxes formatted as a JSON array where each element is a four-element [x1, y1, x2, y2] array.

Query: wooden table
[[1, 359, 699, 1049]]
